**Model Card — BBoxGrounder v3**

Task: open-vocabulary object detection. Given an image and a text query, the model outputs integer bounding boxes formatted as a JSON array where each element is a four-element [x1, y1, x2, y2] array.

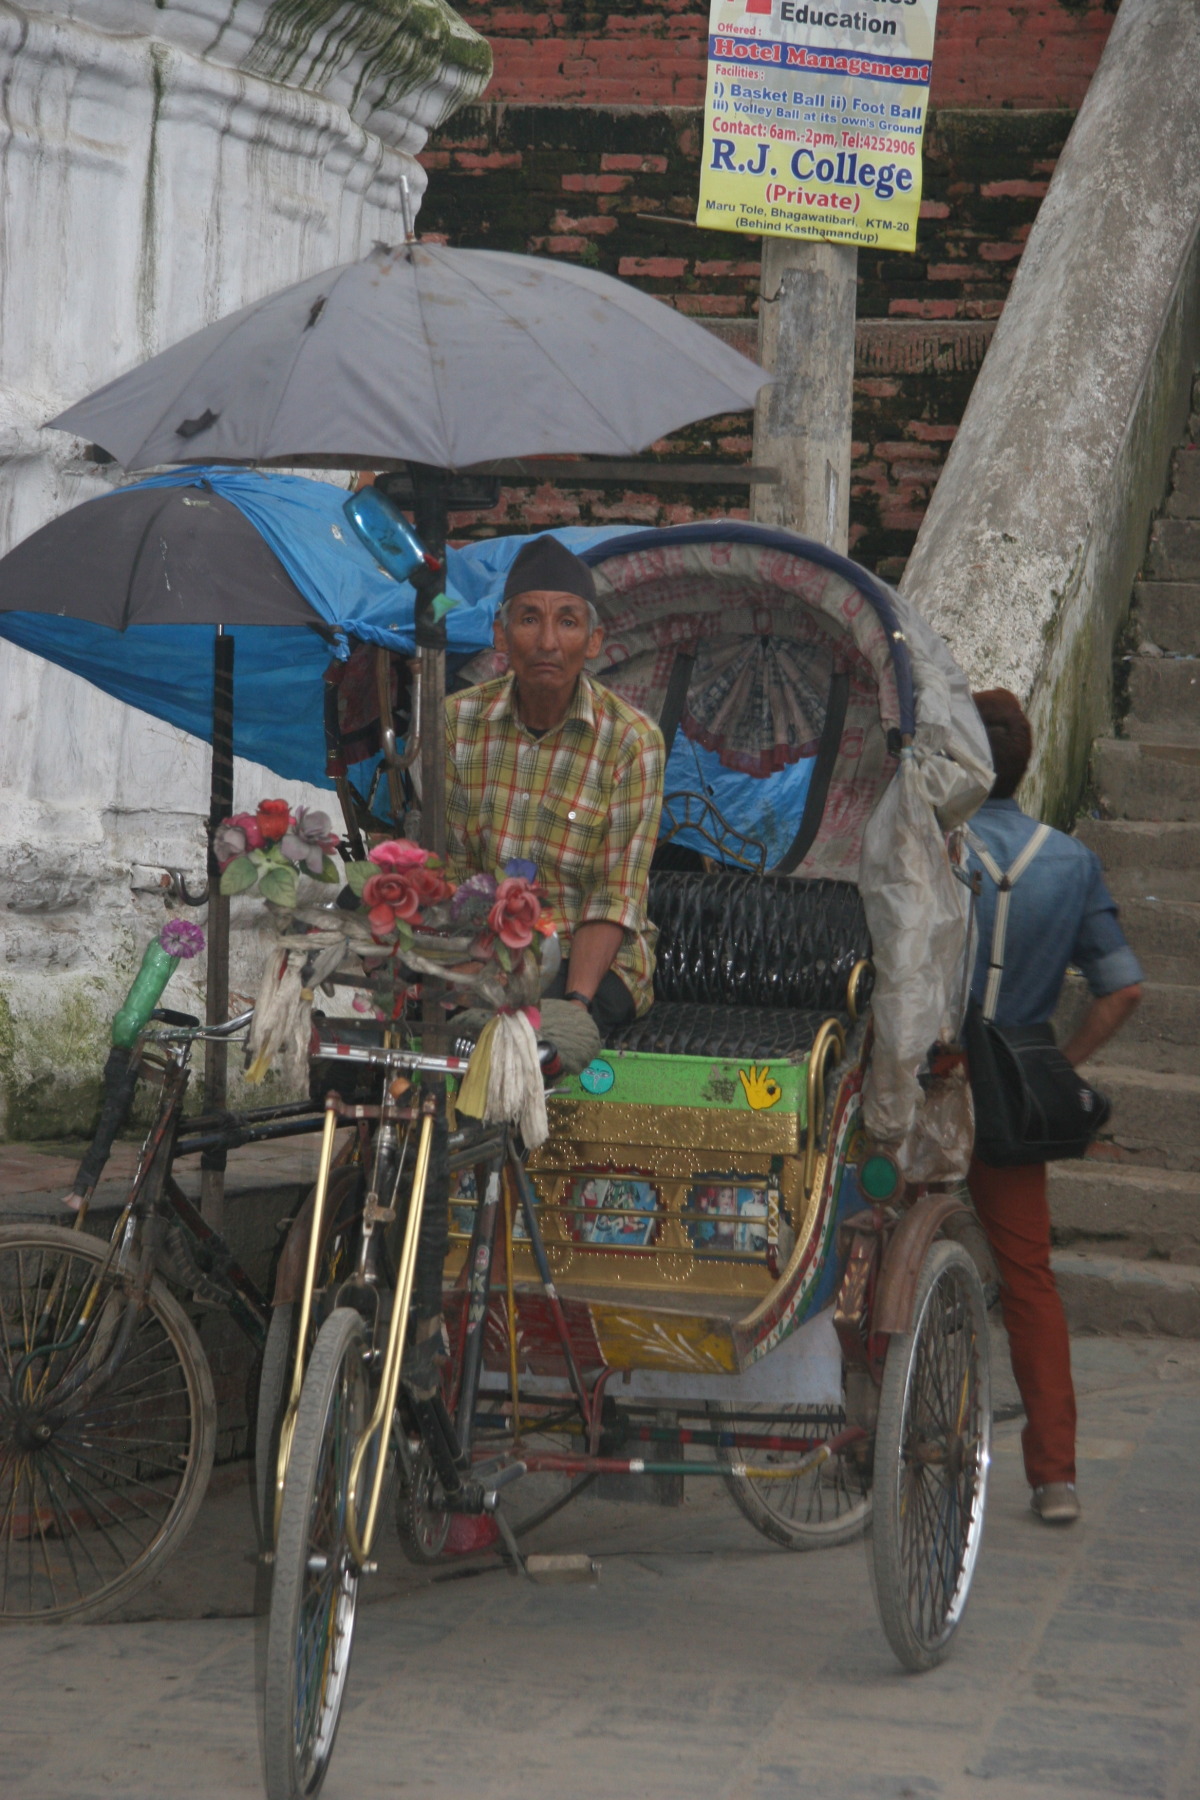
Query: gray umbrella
[[0, 483, 321, 628], [48, 243, 768, 472]]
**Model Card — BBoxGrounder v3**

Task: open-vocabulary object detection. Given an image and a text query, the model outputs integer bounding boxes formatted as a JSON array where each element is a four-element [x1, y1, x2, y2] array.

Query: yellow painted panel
[[591, 1304, 739, 1373]]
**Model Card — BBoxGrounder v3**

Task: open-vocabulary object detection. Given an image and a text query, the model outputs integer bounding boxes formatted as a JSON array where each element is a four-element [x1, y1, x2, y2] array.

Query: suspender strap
[[964, 822, 1051, 1023]]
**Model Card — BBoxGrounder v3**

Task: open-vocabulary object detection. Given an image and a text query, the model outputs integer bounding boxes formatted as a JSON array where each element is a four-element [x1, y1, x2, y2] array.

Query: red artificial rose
[[362, 871, 424, 926], [368, 840, 430, 872], [256, 798, 292, 841], [408, 865, 453, 906], [487, 876, 543, 951]]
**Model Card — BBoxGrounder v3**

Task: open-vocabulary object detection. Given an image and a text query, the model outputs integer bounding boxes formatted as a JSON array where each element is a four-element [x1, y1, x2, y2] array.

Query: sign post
[[697, 0, 939, 547], [697, 0, 939, 250]]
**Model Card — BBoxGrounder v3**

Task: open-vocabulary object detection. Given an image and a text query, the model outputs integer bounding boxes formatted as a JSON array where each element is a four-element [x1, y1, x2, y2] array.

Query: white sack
[[857, 584, 993, 1178]]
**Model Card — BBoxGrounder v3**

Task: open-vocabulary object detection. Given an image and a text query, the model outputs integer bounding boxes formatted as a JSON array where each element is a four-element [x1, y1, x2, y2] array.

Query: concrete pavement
[[3, 1332, 1199, 1800]]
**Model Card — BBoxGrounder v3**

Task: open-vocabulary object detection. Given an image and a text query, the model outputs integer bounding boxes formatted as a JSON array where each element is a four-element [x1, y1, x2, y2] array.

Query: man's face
[[496, 588, 604, 707]]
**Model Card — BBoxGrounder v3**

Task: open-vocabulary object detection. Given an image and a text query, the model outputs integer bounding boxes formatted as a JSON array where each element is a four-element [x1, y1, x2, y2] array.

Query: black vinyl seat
[[608, 870, 871, 1061]]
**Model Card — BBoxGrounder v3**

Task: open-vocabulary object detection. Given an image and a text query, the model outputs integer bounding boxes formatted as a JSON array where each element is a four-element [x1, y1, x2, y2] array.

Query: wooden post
[[752, 239, 858, 553]]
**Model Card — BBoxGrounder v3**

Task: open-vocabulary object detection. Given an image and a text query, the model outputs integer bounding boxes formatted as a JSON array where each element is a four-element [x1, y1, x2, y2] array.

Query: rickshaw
[[255, 520, 998, 1800]]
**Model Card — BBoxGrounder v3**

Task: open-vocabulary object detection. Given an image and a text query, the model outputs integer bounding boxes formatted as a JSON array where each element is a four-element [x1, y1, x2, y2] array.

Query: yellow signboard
[[697, 0, 939, 252]]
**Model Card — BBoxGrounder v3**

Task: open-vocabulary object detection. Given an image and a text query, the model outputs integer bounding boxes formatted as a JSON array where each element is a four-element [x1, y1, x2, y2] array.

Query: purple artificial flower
[[449, 870, 498, 923], [280, 807, 340, 876], [159, 919, 206, 959], [504, 858, 537, 883]]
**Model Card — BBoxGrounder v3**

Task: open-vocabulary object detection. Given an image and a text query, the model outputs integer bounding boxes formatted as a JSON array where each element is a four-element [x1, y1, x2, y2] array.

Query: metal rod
[[454, 1166, 502, 1452], [347, 1105, 436, 1564], [503, 1168, 521, 1444], [272, 1104, 339, 1538], [200, 628, 235, 1229], [310, 1043, 471, 1075], [509, 1150, 591, 1426], [173, 1114, 326, 1157]]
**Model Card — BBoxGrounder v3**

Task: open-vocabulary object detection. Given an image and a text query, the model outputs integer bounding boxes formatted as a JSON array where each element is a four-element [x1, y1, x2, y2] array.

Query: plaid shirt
[[445, 673, 664, 1016]]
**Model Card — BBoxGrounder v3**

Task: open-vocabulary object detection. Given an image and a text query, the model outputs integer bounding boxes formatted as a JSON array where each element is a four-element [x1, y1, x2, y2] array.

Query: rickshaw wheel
[[394, 1442, 451, 1564], [264, 1308, 366, 1800], [870, 1239, 991, 1672], [709, 1399, 872, 1549]]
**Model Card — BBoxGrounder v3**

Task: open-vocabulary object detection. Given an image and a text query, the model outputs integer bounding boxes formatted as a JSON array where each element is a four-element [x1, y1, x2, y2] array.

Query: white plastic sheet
[[858, 588, 993, 1180]]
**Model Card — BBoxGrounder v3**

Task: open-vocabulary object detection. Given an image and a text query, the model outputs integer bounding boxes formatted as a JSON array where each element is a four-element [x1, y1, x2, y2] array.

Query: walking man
[[968, 689, 1143, 1525]]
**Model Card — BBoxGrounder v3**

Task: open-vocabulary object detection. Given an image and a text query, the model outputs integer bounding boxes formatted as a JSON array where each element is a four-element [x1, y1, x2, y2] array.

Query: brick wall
[[418, 1, 1115, 577], [421, 105, 1073, 577], [455, 0, 1116, 110]]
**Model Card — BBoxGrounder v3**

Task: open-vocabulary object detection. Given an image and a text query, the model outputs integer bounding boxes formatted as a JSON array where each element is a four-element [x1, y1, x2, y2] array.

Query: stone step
[[1054, 977, 1200, 1075], [1085, 1062, 1200, 1171], [1075, 815, 1200, 871], [1146, 518, 1200, 581], [1134, 582, 1200, 655], [1052, 1250, 1200, 1336], [1125, 656, 1200, 742], [1163, 446, 1200, 518], [1101, 893, 1200, 983], [1092, 738, 1200, 820], [1050, 1160, 1200, 1261]]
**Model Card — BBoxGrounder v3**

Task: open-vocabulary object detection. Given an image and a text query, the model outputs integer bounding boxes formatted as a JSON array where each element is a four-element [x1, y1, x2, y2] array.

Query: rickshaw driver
[[444, 535, 665, 1033], [404, 538, 664, 1405]]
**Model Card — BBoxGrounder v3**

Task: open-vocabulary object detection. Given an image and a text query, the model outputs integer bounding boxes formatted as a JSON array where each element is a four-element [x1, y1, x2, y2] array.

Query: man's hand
[[1061, 983, 1141, 1068], [565, 920, 624, 1005]]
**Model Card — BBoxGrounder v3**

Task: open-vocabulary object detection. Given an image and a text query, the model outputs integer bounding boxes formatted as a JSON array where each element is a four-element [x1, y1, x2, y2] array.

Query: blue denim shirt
[[967, 799, 1143, 1029]]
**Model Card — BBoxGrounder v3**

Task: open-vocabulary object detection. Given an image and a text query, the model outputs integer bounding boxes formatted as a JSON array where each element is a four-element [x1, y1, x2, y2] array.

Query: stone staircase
[[1049, 373, 1200, 1334]]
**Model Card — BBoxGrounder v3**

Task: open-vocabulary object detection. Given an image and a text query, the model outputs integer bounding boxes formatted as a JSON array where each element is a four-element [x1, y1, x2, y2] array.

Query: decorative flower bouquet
[[215, 802, 561, 1143], [215, 800, 342, 911]]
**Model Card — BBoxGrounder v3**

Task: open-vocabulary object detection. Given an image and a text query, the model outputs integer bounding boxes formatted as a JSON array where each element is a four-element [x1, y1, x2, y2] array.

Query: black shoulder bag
[[963, 824, 1111, 1167]]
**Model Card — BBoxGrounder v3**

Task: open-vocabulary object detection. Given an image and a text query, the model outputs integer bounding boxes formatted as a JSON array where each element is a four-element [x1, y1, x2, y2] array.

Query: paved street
[[3, 1332, 1199, 1800]]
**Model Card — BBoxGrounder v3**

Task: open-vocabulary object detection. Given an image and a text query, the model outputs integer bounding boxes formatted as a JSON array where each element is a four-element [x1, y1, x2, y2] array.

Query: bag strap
[[964, 822, 1051, 1022]]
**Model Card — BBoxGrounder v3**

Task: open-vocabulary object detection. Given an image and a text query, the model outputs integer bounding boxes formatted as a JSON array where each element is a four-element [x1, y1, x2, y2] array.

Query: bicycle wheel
[[870, 1238, 991, 1672], [710, 1398, 872, 1549], [0, 1223, 215, 1624], [264, 1307, 367, 1800]]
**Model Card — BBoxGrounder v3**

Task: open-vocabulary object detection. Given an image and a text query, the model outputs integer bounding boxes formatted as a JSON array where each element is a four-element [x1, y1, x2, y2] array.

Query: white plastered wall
[[0, 0, 490, 1134]]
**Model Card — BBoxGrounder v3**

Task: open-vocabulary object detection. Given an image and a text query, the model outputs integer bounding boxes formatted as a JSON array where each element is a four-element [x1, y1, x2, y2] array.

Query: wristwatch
[[564, 990, 593, 1009]]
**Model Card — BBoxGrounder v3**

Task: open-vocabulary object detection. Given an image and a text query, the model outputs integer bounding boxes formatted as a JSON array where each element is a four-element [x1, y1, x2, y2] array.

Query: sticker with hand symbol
[[738, 1063, 782, 1110]]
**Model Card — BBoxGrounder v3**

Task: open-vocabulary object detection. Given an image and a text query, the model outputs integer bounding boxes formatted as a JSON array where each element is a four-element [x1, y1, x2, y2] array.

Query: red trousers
[[967, 1157, 1076, 1488]]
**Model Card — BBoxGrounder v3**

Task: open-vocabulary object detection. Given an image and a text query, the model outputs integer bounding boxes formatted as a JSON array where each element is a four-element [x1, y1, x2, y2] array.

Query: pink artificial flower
[[158, 919, 206, 959], [368, 840, 430, 872], [213, 812, 264, 870], [487, 876, 543, 951]]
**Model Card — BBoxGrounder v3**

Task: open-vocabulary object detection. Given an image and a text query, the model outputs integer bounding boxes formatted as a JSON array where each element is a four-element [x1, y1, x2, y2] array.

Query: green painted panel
[[567, 1049, 808, 1120]]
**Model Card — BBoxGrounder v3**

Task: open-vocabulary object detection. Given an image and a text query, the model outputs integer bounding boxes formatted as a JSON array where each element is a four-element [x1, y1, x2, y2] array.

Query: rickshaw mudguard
[[872, 1190, 974, 1337]]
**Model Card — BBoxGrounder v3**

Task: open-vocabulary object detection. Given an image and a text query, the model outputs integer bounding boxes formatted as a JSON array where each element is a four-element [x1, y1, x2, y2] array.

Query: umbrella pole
[[408, 463, 449, 862], [200, 627, 235, 1229], [408, 463, 451, 1054]]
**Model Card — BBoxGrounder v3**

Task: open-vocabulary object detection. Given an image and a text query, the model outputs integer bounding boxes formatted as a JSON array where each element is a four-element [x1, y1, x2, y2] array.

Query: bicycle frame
[[41, 1015, 279, 1427]]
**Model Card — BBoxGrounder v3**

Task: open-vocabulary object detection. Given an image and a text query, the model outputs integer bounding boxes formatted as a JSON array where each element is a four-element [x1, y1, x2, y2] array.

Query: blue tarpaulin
[[0, 468, 819, 857]]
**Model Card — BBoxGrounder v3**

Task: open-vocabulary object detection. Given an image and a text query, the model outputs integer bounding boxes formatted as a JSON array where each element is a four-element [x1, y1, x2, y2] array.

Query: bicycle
[[0, 1006, 325, 1624]]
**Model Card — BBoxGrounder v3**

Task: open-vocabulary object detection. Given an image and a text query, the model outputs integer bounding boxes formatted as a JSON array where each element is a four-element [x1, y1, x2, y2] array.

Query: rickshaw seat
[[608, 869, 870, 1060], [609, 1001, 831, 1060]]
